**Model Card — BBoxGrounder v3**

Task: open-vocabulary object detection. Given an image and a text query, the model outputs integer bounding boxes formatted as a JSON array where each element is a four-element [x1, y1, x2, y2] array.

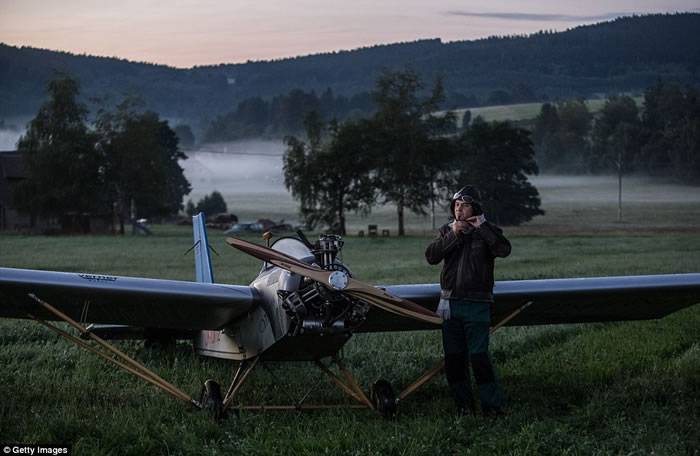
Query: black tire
[[371, 379, 397, 419], [200, 379, 226, 421]]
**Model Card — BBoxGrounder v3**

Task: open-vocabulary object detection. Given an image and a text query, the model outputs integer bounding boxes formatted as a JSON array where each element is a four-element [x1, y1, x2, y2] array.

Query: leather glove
[[437, 298, 451, 320], [467, 214, 487, 228]]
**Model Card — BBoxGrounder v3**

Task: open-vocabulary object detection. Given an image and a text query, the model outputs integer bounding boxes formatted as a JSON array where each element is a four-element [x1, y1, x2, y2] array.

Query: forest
[[1, 13, 698, 133]]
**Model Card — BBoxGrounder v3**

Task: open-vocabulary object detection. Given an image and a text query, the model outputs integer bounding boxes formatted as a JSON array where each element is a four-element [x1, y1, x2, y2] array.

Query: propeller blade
[[343, 279, 442, 324], [346, 289, 442, 325], [226, 236, 330, 283], [225, 237, 442, 325]]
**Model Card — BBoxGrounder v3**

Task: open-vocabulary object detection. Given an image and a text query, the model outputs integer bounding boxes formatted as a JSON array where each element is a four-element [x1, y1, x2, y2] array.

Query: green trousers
[[441, 299, 505, 413]]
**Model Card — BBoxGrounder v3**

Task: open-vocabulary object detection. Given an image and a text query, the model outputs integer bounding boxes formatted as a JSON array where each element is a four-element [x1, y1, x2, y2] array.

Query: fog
[[181, 140, 288, 196], [178, 143, 700, 232], [3, 132, 697, 230], [181, 142, 700, 207], [530, 175, 700, 204], [0, 128, 22, 151], [180, 140, 296, 220]]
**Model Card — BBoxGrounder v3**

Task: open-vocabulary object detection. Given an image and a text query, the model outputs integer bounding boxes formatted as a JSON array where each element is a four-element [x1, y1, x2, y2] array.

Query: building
[[0, 150, 113, 233], [0, 151, 27, 230]]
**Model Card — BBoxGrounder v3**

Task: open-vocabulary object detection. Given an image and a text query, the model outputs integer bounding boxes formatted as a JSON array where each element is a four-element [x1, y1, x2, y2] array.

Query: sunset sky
[[1, 0, 697, 68]]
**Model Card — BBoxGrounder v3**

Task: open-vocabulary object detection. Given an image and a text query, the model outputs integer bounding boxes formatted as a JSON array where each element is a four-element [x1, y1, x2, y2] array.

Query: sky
[[0, 0, 698, 68]]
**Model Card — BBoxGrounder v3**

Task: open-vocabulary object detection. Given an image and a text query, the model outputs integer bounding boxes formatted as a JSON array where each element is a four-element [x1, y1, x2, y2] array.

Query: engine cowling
[[279, 235, 369, 335]]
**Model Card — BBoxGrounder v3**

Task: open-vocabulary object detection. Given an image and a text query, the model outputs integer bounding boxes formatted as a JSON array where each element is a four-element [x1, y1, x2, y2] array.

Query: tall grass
[[1, 228, 699, 455]]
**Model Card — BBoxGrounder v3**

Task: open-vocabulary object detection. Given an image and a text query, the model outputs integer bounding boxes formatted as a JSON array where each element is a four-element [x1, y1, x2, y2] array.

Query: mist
[[180, 140, 295, 218], [181, 139, 287, 195], [0, 128, 23, 151], [530, 175, 700, 204]]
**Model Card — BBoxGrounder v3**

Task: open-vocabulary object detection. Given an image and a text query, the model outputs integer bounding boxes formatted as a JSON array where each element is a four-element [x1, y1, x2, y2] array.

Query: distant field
[[180, 153, 700, 236], [443, 96, 644, 128]]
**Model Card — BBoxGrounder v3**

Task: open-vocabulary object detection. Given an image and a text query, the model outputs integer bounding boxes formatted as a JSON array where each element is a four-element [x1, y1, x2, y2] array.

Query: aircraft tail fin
[[192, 212, 214, 283]]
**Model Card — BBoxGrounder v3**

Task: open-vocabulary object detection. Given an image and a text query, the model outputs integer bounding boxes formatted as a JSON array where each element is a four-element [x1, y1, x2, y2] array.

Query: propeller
[[225, 237, 442, 325]]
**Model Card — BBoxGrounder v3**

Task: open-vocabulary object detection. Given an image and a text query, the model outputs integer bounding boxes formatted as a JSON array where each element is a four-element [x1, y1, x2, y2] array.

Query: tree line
[[2, 14, 698, 127], [185, 191, 227, 217], [283, 70, 543, 236], [203, 83, 542, 143], [14, 75, 191, 233], [532, 81, 700, 184], [204, 88, 375, 142]]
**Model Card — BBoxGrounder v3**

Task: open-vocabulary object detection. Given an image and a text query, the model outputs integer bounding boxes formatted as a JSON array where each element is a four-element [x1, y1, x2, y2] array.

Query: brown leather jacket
[[425, 221, 511, 300]]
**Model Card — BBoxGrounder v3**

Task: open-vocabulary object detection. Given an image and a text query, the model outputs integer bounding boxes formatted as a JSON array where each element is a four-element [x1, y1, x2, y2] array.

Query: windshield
[[258, 237, 314, 272], [263, 237, 314, 270]]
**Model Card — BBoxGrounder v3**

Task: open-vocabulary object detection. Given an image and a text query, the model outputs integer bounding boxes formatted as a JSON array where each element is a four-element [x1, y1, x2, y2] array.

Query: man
[[425, 185, 511, 416]]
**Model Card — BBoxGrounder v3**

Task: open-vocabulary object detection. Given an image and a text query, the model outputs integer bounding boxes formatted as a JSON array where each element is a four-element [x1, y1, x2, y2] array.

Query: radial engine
[[279, 235, 369, 335]]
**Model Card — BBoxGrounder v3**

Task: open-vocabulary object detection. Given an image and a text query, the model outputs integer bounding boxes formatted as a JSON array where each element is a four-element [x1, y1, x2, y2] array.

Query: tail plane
[[192, 213, 214, 283]]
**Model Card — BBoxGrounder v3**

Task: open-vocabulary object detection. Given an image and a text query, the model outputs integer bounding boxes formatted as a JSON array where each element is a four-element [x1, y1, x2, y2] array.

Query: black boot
[[450, 381, 476, 417], [482, 405, 505, 418], [457, 405, 476, 417]]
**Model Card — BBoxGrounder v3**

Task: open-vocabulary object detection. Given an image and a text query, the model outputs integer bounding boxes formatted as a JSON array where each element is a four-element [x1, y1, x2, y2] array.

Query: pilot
[[425, 185, 511, 416]]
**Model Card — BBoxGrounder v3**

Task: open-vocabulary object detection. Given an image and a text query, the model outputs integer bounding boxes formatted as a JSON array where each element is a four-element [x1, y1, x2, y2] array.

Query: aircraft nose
[[328, 271, 349, 290]]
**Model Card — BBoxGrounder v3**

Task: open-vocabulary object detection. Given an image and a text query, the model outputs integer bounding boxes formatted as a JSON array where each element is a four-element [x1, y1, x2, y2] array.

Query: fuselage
[[194, 236, 365, 361]]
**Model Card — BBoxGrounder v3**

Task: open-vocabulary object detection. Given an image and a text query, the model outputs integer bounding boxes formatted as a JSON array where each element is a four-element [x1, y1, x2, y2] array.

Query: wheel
[[199, 379, 226, 421], [371, 379, 397, 419]]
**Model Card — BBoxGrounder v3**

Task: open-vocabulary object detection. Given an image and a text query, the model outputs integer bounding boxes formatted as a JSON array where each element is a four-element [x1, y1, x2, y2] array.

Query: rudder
[[192, 212, 214, 283]]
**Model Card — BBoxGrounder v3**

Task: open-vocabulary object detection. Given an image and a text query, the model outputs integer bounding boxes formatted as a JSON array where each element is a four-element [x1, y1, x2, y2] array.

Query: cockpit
[[259, 237, 315, 273], [271, 237, 314, 261]]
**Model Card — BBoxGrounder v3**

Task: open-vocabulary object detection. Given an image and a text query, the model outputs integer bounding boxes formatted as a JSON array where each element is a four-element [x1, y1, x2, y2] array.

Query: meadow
[[446, 96, 644, 129], [1, 176, 699, 455]]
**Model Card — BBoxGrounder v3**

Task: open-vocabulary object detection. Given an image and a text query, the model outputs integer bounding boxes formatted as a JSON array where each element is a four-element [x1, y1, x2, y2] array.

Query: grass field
[[1, 176, 700, 455], [445, 96, 644, 129]]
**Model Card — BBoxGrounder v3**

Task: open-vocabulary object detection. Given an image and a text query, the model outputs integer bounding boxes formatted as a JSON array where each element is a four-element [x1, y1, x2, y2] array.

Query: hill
[[1, 13, 698, 130]]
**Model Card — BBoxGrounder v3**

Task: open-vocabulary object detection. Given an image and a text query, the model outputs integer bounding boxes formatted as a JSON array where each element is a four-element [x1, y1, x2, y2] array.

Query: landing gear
[[371, 379, 397, 419], [26, 294, 200, 410], [200, 379, 225, 421]]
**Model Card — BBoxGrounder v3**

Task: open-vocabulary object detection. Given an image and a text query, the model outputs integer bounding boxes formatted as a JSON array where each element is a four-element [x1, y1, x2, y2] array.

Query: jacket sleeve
[[476, 222, 511, 258], [425, 226, 462, 265]]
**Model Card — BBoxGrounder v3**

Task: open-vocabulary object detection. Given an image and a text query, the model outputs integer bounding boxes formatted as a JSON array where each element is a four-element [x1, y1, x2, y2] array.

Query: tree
[[271, 89, 321, 134], [639, 81, 687, 175], [173, 124, 195, 148], [185, 199, 196, 217], [447, 119, 544, 225], [556, 99, 592, 172], [532, 102, 561, 169], [533, 99, 591, 173], [283, 113, 375, 235], [667, 115, 700, 184], [368, 69, 455, 235], [487, 90, 512, 105], [640, 81, 700, 183], [591, 95, 641, 221], [510, 82, 536, 103], [97, 99, 191, 233], [14, 74, 105, 232], [195, 191, 228, 215]]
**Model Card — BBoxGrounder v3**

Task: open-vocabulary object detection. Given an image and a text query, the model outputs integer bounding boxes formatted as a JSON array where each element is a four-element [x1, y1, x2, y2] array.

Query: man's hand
[[452, 219, 471, 234], [466, 214, 486, 228], [436, 298, 450, 320]]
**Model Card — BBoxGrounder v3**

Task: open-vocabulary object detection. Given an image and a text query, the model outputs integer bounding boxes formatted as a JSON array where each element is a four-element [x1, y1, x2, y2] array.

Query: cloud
[[444, 11, 635, 22]]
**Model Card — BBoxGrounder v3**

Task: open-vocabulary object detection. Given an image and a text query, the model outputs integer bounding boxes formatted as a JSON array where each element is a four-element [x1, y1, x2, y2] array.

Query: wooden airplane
[[1, 213, 699, 419]]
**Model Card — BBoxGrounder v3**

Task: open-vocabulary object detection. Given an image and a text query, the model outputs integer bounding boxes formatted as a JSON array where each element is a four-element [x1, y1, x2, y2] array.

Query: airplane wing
[[358, 274, 700, 332], [0, 267, 257, 330]]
